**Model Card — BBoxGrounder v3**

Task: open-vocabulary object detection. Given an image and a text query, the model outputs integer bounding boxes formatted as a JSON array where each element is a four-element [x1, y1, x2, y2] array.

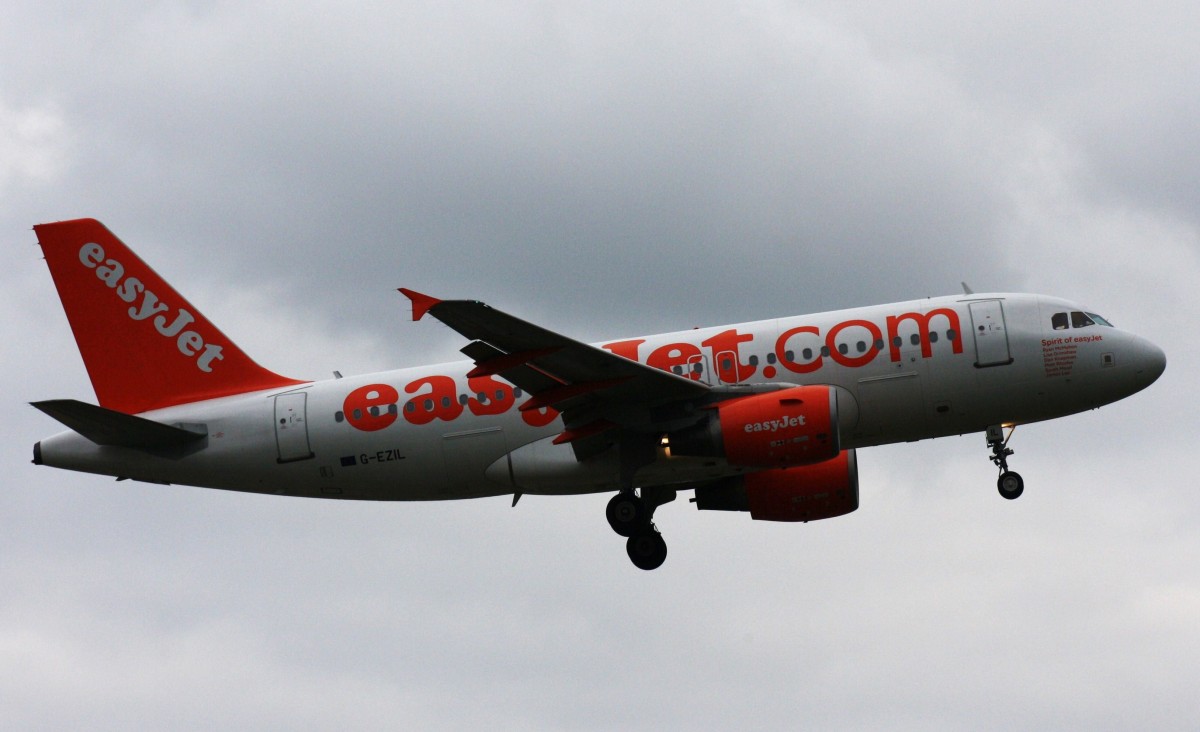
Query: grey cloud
[[3, 1, 1198, 730]]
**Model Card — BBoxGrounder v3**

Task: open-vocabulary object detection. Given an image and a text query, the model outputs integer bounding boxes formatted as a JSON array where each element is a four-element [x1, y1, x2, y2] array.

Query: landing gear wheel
[[986, 425, 1025, 500], [626, 529, 668, 571], [997, 471, 1024, 500], [606, 492, 646, 537]]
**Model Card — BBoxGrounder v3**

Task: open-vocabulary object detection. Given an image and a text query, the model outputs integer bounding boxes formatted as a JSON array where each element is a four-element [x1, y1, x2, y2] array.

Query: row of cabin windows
[[336, 325, 964, 420], [1051, 311, 1113, 330], [669, 329, 960, 374], [334, 387, 524, 422]]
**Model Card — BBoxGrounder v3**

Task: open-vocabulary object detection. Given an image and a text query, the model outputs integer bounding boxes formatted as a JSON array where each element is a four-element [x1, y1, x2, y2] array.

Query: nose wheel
[[606, 487, 674, 570], [987, 424, 1024, 500]]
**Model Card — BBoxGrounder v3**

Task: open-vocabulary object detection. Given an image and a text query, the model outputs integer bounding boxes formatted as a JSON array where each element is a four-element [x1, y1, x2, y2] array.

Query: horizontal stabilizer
[[31, 399, 207, 449]]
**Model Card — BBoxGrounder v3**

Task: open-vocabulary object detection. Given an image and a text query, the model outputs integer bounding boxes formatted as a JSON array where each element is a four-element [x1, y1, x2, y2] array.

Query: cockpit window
[[1071, 311, 1095, 328], [1053, 310, 1114, 330]]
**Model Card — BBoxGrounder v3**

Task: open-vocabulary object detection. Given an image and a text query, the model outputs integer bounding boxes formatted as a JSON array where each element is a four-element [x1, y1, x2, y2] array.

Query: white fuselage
[[37, 293, 1164, 500]]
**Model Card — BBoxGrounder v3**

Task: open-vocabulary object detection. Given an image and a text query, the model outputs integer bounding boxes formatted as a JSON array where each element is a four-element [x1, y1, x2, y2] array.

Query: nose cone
[[1135, 338, 1167, 389]]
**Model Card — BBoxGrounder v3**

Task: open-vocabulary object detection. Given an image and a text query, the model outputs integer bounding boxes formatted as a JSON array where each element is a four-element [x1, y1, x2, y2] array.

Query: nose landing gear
[[987, 424, 1024, 500]]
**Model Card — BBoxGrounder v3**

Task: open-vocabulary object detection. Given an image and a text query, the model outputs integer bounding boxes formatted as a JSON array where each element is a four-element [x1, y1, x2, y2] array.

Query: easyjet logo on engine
[[78, 242, 224, 372], [744, 415, 807, 433]]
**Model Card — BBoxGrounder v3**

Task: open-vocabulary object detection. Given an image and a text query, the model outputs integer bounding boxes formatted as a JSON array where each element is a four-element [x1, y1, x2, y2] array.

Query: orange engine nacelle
[[692, 449, 859, 522], [670, 385, 840, 468]]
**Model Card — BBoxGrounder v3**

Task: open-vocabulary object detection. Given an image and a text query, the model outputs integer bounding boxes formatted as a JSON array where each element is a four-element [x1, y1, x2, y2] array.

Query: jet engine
[[669, 385, 843, 468], [692, 449, 859, 522]]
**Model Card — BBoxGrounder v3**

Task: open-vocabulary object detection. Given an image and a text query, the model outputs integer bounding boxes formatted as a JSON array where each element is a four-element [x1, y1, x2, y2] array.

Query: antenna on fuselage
[[961, 282, 975, 295]]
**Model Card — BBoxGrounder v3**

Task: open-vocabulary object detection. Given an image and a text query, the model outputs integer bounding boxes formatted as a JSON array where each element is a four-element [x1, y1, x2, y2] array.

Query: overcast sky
[[3, 1, 1198, 729]]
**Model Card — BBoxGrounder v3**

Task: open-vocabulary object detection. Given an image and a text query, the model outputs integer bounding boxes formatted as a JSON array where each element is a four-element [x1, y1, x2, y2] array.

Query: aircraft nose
[[1135, 338, 1167, 387]]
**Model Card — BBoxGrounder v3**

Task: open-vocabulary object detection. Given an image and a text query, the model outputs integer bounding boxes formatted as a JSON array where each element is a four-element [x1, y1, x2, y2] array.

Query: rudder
[[36, 218, 307, 414]]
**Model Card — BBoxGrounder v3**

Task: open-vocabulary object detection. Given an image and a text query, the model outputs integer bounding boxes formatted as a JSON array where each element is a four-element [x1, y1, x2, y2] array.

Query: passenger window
[[947, 329, 957, 341], [748, 355, 759, 366], [820, 346, 831, 358], [495, 390, 506, 401], [837, 343, 848, 355], [766, 353, 777, 364], [1071, 311, 1095, 328], [458, 394, 469, 405], [1052, 312, 1069, 330], [388, 404, 398, 415], [892, 336, 903, 348], [874, 339, 884, 351], [802, 348, 813, 360], [910, 334, 920, 346], [335, 411, 345, 423], [856, 341, 867, 353], [929, 332, 939, 343]]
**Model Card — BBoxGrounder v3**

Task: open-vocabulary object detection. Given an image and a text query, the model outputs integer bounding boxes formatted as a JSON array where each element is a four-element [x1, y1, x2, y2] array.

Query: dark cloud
[[3, 2, 1197, 729]]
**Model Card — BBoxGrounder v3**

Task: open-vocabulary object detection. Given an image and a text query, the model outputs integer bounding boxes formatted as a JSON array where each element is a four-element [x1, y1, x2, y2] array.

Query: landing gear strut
[[606, 487, 675, 570], [987, 424, 1024, 500]]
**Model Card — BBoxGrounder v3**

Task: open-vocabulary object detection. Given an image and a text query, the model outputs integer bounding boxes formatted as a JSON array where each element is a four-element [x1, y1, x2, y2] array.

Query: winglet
[[398, 288, 441, 321]]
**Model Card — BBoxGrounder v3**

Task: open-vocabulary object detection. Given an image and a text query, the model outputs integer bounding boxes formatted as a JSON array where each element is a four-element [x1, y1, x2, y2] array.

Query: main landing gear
[[987, 424, 1024, 500], [606, 487, 674, 570]]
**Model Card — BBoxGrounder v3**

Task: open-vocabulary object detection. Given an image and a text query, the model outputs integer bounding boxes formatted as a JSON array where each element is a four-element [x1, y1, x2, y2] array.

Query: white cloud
[[0, 99, 70, 197]]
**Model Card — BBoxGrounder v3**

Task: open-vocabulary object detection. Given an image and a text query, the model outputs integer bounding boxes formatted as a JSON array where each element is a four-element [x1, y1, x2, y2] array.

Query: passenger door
[[969, 300, 1013, 367]]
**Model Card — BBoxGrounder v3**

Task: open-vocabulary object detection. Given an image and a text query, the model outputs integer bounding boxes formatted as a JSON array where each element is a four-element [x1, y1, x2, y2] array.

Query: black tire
[[997, 471, 1024, 500], [626, 530, 668, 571], [606, 492, 646, 537]]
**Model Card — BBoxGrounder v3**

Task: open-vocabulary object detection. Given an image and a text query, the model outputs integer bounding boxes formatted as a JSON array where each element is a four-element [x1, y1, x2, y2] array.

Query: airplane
[[30, 218, 1166, 570]]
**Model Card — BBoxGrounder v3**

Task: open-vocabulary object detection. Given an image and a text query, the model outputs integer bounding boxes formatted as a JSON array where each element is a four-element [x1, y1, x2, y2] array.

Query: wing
[[400, 289, 711, 459]]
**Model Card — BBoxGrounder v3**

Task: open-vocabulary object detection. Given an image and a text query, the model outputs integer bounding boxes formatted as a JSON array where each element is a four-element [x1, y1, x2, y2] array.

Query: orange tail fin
[[36, 218, 307, 414]]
